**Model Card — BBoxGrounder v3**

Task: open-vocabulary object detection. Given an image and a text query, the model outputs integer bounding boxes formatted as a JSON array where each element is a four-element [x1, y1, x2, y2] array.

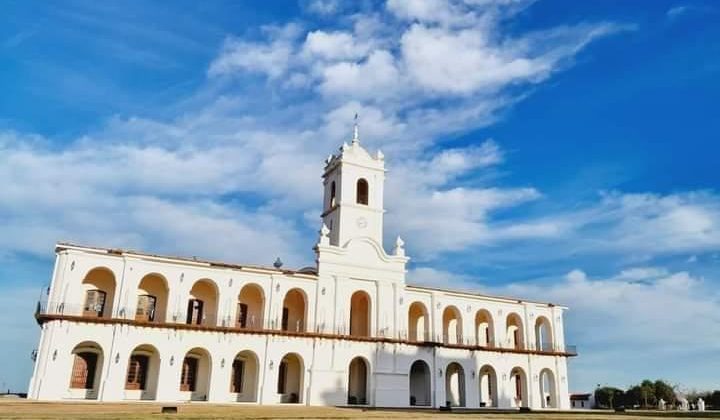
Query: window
[[186, 299, 204, 325], [180, 357, 198, 392], [83, 290, 107, 318], [231, 359, 245, 393], [135, 295, 157, 322], [281, 307, 289, 331], [329, 181, 337, 208], [125, 355, 149, 390], [356, 179, 368, 205], [277, 361, 287, 394], [237, 303, 248, 328], [70, 352, 97, 389], [515, 374, 522, 399]]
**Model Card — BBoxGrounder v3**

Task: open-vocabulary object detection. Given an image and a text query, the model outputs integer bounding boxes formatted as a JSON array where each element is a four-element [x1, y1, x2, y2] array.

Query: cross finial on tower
[[352, 113, 359, 144]]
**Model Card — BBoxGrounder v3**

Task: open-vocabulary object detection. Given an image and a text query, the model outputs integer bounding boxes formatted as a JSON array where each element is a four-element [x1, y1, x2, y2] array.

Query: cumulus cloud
[[0, 0, 636, 270], [496, 267, 720, 390]]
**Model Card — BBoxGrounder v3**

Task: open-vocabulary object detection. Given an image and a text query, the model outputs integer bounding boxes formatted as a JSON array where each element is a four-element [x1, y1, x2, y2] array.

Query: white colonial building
[[28, 125, 575, 409]]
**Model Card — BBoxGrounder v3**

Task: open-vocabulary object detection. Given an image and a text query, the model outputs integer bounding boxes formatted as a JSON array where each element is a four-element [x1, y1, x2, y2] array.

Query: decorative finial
[[394, 236, 405, 257], [318, 223, 330, 246], [352, 113, 359, 144], [273, 257, 283, 269]]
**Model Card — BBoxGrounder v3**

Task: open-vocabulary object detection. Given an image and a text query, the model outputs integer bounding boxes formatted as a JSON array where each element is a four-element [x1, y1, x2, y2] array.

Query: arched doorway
[[409, 360, 431, 406], [124, 344, 160, 400], [179, 347, 212, 401], [408, 302, 429, 342], [68, 341, 103, 399], [230, 350, 259, 402], [349, 291, 371, 337], [442, 306, 463, 344], [237, 284, 264, 329], [475, 309, 494, 347], [81, 268, 116, 318], [277, 353, 303, 403], [445, 362, 466, 407], [510, 367, 528, 408], [506, 313, 525, 350], [478, 365, 498, 407], [135, 274, 168, 323], [281, 289, 306, 332], [535, 316, 553, 351], [347, 357, 369, 405], [187, 279, 219, 326], [539, 368, 557, 408]]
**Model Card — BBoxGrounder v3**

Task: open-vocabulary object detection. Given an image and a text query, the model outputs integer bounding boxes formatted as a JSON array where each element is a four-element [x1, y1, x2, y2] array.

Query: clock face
[[356, 217, 368, 229]]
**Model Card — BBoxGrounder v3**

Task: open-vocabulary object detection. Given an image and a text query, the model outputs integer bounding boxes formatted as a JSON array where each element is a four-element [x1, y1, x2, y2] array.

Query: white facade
[[28, 127, 574, 409]]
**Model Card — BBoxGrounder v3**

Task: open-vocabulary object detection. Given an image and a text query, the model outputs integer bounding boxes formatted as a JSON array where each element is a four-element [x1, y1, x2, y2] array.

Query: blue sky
[[1, 0, 719, 394]]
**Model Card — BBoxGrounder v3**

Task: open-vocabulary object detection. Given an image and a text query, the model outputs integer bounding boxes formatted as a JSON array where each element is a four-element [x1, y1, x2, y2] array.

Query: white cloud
[[0, 0, 635, 269], [496, 267, 720, 390], [208, 24, 302, 78], [319, 50, 401, 99], [667, 5, 689, 19], [302, 30, 372, 61], [303, 0, 341, 16]]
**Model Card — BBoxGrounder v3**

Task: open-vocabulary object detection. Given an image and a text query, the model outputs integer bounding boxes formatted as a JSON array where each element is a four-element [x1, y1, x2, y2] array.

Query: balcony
[[35, 300, 577, 357]]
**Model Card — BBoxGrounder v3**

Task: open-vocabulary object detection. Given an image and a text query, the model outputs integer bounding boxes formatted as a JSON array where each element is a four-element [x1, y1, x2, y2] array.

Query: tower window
[[330, 181, 336, 208], [356, 179, 368, 205]]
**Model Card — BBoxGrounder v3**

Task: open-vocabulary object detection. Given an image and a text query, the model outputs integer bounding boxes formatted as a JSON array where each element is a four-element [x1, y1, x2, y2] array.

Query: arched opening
[[506, 313, 525, 350], [237, 284, 264, 330], [329, 181, 337, 208], [442, 306, 463, 345], [445, 362, 466, 407], [409, 360, 431, 406], [135, 274, 168, 323], [478, 365, 498, 408], [408, 302, 429, 342], [68, 341, 103, 399], [535, 316, 554, 351], [510, 367, 528, 408], [475, 309, 494, 347], [539, 368, 557, 408], [186, 279, 219, 326], [124, 344, 160, 400], [347, 357, 369, 405], [277, 353, 303, 403], [281, 288, 306, 332], [179, 347, 212, 401], [230, 350, 259, 402], [356, 178, 369, 205], [349, 291, 370, 337], [81, 268, 116, 318]]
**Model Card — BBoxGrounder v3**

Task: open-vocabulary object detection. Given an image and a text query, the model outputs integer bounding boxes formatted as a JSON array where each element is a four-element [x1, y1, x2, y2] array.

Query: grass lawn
[[0, 400, 718, 420]]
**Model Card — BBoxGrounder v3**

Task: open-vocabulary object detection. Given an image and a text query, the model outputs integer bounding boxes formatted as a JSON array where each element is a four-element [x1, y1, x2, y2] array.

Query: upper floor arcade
[[37, 243, 575, 357]]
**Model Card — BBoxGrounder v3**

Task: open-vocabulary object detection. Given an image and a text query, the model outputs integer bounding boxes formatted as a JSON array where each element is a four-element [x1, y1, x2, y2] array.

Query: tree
[[708, 390, 720, 409], [640, 380, 657, 408], [595, 386, 624, 409], [653, 380, 676, 405]]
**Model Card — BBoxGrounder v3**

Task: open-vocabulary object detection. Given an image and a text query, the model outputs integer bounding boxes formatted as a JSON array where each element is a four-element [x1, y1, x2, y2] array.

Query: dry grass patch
[[0, 400, 716, 420]]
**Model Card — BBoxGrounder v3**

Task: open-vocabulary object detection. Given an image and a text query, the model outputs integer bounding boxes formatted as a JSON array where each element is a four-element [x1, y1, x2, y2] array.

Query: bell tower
[[321, 118, 386, 248]]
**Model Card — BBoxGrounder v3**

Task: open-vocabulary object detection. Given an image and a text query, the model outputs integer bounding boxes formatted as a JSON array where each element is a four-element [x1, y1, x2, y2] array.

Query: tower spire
[[352, 113, 359, 145]]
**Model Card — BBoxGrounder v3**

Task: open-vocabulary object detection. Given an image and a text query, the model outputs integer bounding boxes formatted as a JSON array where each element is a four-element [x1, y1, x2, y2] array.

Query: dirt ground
[[0, 399, 717, 420]]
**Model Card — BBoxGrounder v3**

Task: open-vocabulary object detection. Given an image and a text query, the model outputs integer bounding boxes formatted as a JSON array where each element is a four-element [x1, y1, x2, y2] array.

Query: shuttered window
[[186, 299, 204, 325], [135, 295, 157, 322], [125, 355, 149, 390], [70, 352, 97, 389], [237, 303, 248, 328], [277, 361, 287, 394], [231, 359, 245, 393], [83, 290, 107, 317], [180, 357, 198, 392]]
